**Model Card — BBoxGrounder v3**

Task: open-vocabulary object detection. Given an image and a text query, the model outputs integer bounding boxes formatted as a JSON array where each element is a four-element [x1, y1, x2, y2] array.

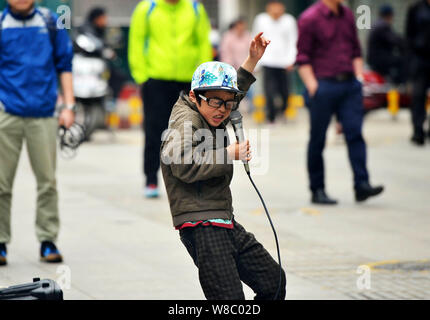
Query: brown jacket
[[161, 67, 255, 227]]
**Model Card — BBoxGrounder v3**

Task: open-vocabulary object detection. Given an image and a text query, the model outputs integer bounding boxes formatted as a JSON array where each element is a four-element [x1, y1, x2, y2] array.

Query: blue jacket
[[0, 6, 73, 117]]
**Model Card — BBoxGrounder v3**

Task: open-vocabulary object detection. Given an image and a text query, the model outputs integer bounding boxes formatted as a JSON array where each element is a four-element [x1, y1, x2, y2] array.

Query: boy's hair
[[229, 16, 247, 30], [87, 7, 106, 23], [267, 0, 284, 5], [379, 4, 393, 18], [193, 90, 207, 105]]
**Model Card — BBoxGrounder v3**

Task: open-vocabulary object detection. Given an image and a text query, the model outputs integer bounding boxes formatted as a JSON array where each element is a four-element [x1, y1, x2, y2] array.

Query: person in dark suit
[[406, 0, 430, 146], [367, 5, 406, 84]]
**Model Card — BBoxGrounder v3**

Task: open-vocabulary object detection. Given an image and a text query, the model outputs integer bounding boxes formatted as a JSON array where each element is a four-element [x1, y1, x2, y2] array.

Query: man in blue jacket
[[0, 0, 75, 266]]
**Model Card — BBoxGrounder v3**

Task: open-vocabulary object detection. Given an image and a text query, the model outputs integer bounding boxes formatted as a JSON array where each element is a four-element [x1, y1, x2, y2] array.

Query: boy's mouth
[[212, 115, 224, 123]]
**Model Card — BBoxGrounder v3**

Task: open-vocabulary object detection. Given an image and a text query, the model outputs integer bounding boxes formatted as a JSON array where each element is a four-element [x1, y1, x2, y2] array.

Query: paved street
[[0, 108, 429, 300]]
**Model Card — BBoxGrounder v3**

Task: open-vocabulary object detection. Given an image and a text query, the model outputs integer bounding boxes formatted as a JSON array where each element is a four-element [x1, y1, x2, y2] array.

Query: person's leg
[[142, 79, 169, 186], [263, 67, 277, 123], [142, 80, 159, 186], [0, 112, 24, 244], [233, 221, 286, 300], [410, 71, 428, 143], [306, 80, 337, 192], [425, 74, 430, 137], [277, 68, 289, 115], [389, 55, 407, 85], [108, 66, 128, 100], [142, 80, 185, 187], [337, 80, 369, 188], [179, 226, 245, 300], [24, 117, 59, 242]]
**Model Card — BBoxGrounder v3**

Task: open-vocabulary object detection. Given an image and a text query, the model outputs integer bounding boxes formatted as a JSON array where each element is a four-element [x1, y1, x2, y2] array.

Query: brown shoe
[[0, 243, 7, 266], [40, 241, 63, 263]]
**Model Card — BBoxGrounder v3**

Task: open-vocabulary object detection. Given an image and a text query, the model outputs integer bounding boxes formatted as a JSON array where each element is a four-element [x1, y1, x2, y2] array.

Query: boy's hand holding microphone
[[227, 140, 252, 162]]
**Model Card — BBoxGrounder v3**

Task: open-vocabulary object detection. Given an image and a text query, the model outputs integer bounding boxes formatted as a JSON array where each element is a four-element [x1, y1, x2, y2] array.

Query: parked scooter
[[362, 70, 412, 113], [72, 31, 114, 140]]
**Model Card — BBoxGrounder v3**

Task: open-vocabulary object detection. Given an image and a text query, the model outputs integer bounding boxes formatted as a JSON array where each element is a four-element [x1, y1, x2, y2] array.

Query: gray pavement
[[0, 108, 429, 300]]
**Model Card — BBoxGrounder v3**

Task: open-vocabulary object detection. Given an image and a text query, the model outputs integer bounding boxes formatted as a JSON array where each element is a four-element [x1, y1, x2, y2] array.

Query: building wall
[[224, 0, 416, 63], [347, 0, 416, 60], [1, 0, 419, 31], [214, 0, 314, 32], [72, 0, 139, 26], [201, 0, 219, 26], [348, 0, 416, 34]]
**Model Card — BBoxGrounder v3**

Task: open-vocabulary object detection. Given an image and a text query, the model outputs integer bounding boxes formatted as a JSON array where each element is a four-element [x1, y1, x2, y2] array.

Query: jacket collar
[[6, 4, 37, 21], [318, 0, 345, 18], [180, 91, 199, 113], [159, 0, 185, 9]]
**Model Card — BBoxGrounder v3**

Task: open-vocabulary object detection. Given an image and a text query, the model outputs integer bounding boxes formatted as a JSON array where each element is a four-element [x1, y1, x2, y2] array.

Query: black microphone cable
[[230, 110, 283, 300], [245, 168, 283, 300]]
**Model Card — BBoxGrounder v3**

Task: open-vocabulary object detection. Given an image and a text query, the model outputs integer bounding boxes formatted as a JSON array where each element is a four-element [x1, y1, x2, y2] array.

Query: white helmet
[[191, 61, 243, 94]]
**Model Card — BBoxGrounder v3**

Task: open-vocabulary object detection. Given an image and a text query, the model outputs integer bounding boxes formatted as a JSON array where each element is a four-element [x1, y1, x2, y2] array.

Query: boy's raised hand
[[241, 32, 271, 73], [249, 32, 270, 62]]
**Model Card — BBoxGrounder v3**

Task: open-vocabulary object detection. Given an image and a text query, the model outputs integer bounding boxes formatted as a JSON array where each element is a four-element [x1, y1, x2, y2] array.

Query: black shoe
[[0, 243, 7, 266], [311, 189, 338, 205], [355, 182, 384, 202], [40, 241, 63, 263], [411, 132, 425, 146]]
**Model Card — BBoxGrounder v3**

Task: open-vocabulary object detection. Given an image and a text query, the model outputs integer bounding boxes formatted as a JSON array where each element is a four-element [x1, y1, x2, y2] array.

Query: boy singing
[[161, 33, 286, 300]]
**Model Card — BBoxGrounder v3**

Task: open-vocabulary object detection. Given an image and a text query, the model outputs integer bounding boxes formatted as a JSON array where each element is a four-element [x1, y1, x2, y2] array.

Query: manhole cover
[[371, 260, 430, 271]]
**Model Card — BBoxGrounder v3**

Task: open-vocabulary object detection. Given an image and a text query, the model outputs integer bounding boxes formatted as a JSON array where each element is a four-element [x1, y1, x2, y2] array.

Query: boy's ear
[[189, 90, 198, 105]]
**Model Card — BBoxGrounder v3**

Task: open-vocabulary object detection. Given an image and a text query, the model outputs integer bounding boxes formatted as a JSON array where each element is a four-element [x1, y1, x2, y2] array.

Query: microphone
[[230, 110, 250, 174]]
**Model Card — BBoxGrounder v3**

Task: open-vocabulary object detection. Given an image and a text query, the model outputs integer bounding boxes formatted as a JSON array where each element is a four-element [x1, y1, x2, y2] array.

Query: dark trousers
[[141, 79, 189, 186], [263, 66, 289, 123], [108, 65, 128, 99], [305, 79, 369, 192], [179, 220, 286, 300], [410, 68, 430, 136], [370, 55, 407, 85]]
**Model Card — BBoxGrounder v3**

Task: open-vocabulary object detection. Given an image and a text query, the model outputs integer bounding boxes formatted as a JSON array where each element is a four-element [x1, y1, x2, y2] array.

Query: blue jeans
[[305, 79, 369, 192]]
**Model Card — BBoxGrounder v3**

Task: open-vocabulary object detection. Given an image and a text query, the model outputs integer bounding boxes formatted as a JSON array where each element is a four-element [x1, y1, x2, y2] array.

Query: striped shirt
[[175, 219, 233, 230]]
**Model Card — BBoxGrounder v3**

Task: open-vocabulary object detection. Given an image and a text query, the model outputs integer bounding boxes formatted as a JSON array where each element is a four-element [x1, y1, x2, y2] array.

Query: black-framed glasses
[[199, 94, 238, 111]]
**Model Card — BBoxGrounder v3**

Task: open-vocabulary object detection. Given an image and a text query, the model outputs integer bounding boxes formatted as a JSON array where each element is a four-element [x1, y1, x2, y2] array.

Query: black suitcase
[[0, 278, 63, 300]]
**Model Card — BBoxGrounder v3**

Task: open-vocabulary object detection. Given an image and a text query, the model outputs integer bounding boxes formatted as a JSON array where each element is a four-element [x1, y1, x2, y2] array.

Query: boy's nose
[[219, 104, 228, 113]]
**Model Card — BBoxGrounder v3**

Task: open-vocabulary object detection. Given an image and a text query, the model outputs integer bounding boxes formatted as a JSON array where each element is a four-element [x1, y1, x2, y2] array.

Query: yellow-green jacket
[[128, 0, 212, 84]]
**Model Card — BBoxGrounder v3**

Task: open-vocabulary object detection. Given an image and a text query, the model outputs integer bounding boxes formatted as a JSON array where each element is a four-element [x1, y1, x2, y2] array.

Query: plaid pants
[[179, 220, 286, 300]]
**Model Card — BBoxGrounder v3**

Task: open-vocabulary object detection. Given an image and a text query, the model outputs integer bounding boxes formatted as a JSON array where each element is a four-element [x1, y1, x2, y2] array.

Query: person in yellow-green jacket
[[128, 0, 212, 198]]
